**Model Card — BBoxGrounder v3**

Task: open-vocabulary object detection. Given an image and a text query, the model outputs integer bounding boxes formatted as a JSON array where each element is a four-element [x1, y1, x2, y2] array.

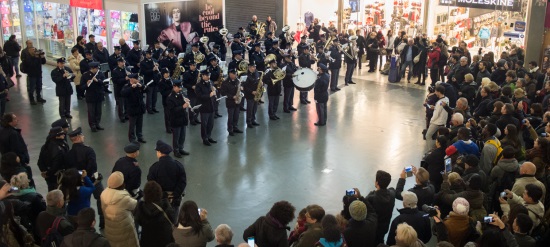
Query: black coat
[[93, 48, 109, 64], [265, 68, 282, 96], [126, 49, 142, 73], [220, 78, 240, 108], [158, 78, 174, 98], [139, 58, 156, 85], [422, 147, 446, 193], [491, 69, 507, 85], [243, 215, 290, 247], [111, 66, 128, 98], [85, 42, 96, 53], [399, 45, 420, 63], [452, 65, 471, 85], [24, 56, 46, 77], [121, 83, 146, 116], [299, 53, 313, 69], [121, 43, 131, 57], [112, 156, 142, 194], [4, 40, 21, 57], [159, 56, 177, 75], [51, 66, 74, 96], [366, 188, 396, 244], [134, 200, 175, 247], [227, 58, 241, 72], [282, 62, 297, 88], [182, 70, 199, 98], [72, 44, 86, 56], [396, 178, 436, 208], [386, 208, 432, 245], [496, 114, 520, 137], [166, 91, 189, 127], [195, 80, 215, 113], [79, 58, 95, 74], [250, 51, 266, 72], [0, 126, 30, 164], [342, 200, 378, 247], [108, 54, 124, 71], [242, 71, 260, 100], [314, 72, 329, 103], [81, 71, 105, 103], [328, 46, 342, 69], [64, 143, 97, 181], [147, 156, 187, 197], [61, 227, 110, 247], [152, 48, 164, 61], [230, 42, 246, 58], [38, 138, 69, 178]]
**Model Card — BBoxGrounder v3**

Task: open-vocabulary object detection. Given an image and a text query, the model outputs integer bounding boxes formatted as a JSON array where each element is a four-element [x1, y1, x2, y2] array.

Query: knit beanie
[[452, 197, 470, 215], [107, 171, 124, 189], [349, 200, 367, 221]]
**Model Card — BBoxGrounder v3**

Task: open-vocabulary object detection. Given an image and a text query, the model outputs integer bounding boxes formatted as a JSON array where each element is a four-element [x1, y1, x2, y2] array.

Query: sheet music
[[192, 104, 202, 111], [216, 96, 227, 101]]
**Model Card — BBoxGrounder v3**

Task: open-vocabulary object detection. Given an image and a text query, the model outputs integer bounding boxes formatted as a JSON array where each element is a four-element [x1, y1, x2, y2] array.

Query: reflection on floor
[[8, 64, 431, 245]]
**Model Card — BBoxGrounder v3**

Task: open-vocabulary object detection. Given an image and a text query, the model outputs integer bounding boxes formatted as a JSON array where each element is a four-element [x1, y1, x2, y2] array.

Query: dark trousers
[[188, 97, 199, 123], [439, 65, 446, 82], [418, 67, 428, 83], [58, 96, 71, 117], [76, 84, 85, 98], [27, 76, 42, 101], [128, 114, 143, 141], [146, 85, 158, 111], [87, 102, 102, 128], [300, 92, 308, 103], [400, 60, 414, 80], [369, 54, 378, 71], [330, 69, 340, 90], [172, 126, 186, 151], [46, 177, 58, 192], [268, 95, 279, 117], [345, 62, 356, 83], [227, 107, 240, 133], [162, 96, 170, 131], [92, 182, 105, 225], [283, 86, 295, 110], [200, 112, 214, 140], [246, 99, 258, 124], [429, 67, 439, 85], [214, 91, 220, 114], [171, 196, 182, 220], [115, 96, 126, 120], [316, 102, 327, 125], [0, 98, 6, 116], [357, 51, 364, 68]]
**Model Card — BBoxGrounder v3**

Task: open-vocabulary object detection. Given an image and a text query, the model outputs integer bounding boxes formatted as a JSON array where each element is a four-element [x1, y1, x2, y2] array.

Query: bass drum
[[293, 68, 317, 91]]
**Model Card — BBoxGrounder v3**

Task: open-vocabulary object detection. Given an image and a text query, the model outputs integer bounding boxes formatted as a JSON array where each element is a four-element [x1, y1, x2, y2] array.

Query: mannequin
[[304, 11, 314, 27], [478, 25, 491, 48]]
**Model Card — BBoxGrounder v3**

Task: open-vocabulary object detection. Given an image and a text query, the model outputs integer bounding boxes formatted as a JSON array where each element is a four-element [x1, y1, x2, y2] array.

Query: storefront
[[0, 0, 138, 63]]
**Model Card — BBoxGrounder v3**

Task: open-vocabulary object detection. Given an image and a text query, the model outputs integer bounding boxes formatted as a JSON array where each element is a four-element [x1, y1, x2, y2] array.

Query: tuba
[[349, 35, 358, 58], [219, 28, 228, 38], [172, 58, 185, 80]]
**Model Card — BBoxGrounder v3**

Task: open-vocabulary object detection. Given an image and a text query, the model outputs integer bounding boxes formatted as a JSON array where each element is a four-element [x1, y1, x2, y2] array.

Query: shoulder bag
[[152, 202, 175, 230]]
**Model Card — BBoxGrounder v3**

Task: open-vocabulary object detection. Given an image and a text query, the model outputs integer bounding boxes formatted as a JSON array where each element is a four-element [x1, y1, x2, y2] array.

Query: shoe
[[314, 122, 326, 126], [166, 129, 172, 134], [91, 128, 98, 132], [65, 115, 73, 119], [173, 151, 182, 158], [190, 121, 198, 126], [203, 139, 211, 146], [306, 100, 311, 104], [274, 115, 280, 119], [216, 113, 222, 117], [208, 138, 217, 143], [248, 124, 254, 128], [422, 129, 427, 140], [240, 107, 247, 111], [16, 74, 21, 78], [284, 110, 291, 113], [152, 109, 160, 113], [229, 132, 235, 136], [348, 81, 356, 84], [234, 128, 243, 133], [37, 98, 46, 103], [96, 126, 105, 130], [330, 89, 338, 92], [138, 139, 147, 143], [252, 122, 260, 126], [195, 119, 201, 124], [147, 111, 154, 114], [420, 82, 426, 85], [345, 83, 349, 86], [414, 81, 421, 85], [270, 116, 277, 120], [180, 150, 190, 155], [120, 119, 126, 123], [335, 88, 341, 91], [289, 107, 297, 111], [77, 96, 83, 100], [259, 100, 264, 104]]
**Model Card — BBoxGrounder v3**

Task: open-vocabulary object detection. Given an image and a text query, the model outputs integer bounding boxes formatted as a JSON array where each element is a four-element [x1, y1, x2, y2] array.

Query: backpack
[[438, 52, 448, 67], [37, 141, 51, 173], [485, 139, 503, 167], [41, 217, 64, 247]]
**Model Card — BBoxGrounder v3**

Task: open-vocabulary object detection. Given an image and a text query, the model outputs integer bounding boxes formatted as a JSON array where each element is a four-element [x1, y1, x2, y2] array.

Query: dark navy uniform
[[195, 78, 215, 142], [182, 68, 199, 124], [121, 43, 131, 56], [126, 48, 142, 73], [50, 64, 74, 118], [230, 39, 246, 58], [278, 33, 289, 50], [264, 65, 282, 119], [328, 43, 342, 90], [81, 67, 106, 131], [208, 62, 222, 116], [298, 52, 314, 104], [158, 76, 174, 132], [159, 55, 177, 75], [250, 50, 266, 72], [282, 59, 298, 112], [228, 57, 242, 72], [38, 133, 69, 191], [121, 78, 146, 143], [79, 58, 95, 77], [111, 63, 128, 121], [140, 56, 158, 113], [167, 87, 189, 155], [264, 37, 274, 52], [112, 156, 142, 197], [108, 53, 124, 71], [242, 69, 260, 126], [220, 73, 242, 134], [314, 66, 330, 126], [267, 47, 283, 66], [152, 47, 164, 61], [147, 154, 187, 210]]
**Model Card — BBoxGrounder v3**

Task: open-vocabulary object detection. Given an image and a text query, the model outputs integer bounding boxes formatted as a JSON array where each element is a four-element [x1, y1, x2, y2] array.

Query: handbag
[[413, 51, 421, 64], [152, 202, 175, 229], [381, 49, 387, 55]]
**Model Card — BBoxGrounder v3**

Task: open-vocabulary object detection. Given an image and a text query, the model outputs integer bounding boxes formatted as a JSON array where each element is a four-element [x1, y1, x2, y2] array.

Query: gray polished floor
[[7, 65, 430, 245]]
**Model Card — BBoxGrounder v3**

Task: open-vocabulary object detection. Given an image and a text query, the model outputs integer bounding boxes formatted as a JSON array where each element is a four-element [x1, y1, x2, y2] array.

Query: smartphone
[[8, 186, 18, 193], [484, 216, 494, 223], [444, 158, 452, 173], [542, 133, 548, 137], [78, 170, 83, 175], [500, 192, 507, 198], [346, 189, 355, 196], [248, 237, 255, 247], [522, 119, 527, 124], [198, 208, 202, 215], [405, 166, 413, 177]]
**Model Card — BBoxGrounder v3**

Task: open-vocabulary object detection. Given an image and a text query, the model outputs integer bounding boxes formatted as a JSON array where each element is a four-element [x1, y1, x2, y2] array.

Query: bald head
[[520, 162, 536, 176]]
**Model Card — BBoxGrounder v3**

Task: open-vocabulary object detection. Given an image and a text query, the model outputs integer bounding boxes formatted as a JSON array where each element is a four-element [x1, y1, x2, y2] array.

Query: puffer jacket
[[134, 199, 175, 247], [443, 212, 473, 247], [100, 188, 138, 247], [490, 159, 519, 183], [68, 54, 83, 85]]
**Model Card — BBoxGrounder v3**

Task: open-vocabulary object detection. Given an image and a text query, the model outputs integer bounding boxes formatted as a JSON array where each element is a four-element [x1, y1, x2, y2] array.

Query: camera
[[500, 192, 507, 198], [346, 189, 355, 196], [422, 204, 438, 217], [428, 85, 435, 93], [484, 216, 494, 223], [35, 49, 45, 55]]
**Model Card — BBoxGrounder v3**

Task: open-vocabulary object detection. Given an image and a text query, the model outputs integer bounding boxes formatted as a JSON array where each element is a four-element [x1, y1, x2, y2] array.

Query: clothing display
[[304, 11, 314, 27]]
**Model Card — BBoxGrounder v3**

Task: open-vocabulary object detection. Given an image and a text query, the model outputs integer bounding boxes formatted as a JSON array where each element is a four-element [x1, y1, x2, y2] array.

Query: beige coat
[[68, 54, 83, 85], [100, 188, 139, 247]]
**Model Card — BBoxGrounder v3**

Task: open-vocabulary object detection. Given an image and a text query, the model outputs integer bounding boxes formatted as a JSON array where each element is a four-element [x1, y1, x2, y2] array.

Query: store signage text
[[199, 4, 221, 33], [439, 0, 521, 11], [70, 0, 103, 10], [514, 21, 526, 32]]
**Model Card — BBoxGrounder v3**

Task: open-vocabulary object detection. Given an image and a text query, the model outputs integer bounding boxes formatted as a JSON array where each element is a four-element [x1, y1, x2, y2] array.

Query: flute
[[87, 70, 100, 86]]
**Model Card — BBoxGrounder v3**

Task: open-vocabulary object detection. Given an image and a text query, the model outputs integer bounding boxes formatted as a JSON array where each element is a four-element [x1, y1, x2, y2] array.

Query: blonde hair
[[481, 77, 491, 87], [487, 81, 500, 92], [464, 73, 474, 82], [215, 224, 233, 244], [447, 172, 461, 184], [10, 172, 30, 189], [514, 88, 526, 98], [396, 223, 418, 246]]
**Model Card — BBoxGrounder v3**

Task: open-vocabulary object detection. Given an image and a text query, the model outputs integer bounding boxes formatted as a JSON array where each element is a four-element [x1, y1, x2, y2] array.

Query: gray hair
[[460, 56, 468, 62], [10, 172, 30, 189], [215, 224, 234, 244], [457, 97, 469, 108], [452, 113, 464, 124], [46, 189, 64, 207]]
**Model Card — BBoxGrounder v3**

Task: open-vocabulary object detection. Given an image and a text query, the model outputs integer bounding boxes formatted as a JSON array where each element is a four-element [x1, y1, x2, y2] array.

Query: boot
[[422, 129, 427, 140]]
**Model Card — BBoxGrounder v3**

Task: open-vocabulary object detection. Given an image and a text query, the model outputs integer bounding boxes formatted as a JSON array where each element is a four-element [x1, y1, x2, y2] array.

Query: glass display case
[[110, 10, 139, 51], [35, 1, 72, 59], [23, 0, 36, 45], [77, 8, 107, 47], [0, 0, 22, 42]]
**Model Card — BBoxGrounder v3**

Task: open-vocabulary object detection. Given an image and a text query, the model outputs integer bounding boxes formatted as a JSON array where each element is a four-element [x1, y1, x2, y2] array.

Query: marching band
[[55, 16, 363, 157]]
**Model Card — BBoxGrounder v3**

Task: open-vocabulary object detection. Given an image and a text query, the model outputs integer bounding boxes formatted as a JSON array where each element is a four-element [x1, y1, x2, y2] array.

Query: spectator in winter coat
[[315, 214, 347, 247], [60, 208, 111, 247], [434, 198, 477, 247], [392, 223, 427, 247], [475, 61, 491, 85], [440, 174, 487, 222], [460, 155, 487, 191], [512, 213, 536, 247], [473, 86, 493, 118], [288, 208, 307, 245], [511, 162, 546, 202], [452, 128, 480, 157], [243, 201, 295, 247], [0, 152, 26, 182], [423, 135, 447, 193], [6, 172, 45, 237], [427, 43, 441, 86], [60, 168, 95, 216], [172, 200, 215, 247], [479, 124, 501, 175], [36, 190, 75, 239], [396, 166, 435, 209], [215, 224, 234, 247], [501, 184, 545, 228], [490, 146, 519, 184], [294, 205, 325, 247], [459, 74, 476, 107], [342, 200, 377, 247], [135, 181, 176, 247], [364, 170, 396, 244], [387, 192, 431, 245], [451, 57, 471, 87], [491, 59, 508, 85]]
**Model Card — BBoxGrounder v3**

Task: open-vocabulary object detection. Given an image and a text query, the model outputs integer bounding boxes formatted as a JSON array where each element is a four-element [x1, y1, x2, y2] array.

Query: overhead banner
[[70, 0, 103, 10], [439, 0, 522, 12], [144, 0, 224, 54]]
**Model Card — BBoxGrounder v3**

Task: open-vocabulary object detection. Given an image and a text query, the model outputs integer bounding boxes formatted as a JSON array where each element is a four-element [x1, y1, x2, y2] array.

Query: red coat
[[428, 47, 441, 68]]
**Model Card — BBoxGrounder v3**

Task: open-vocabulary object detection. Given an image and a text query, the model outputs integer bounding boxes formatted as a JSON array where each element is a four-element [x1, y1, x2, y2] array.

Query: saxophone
[[254, 71, 264, 102], [235, 78, 243, 104], [172, 58, 185, 80]]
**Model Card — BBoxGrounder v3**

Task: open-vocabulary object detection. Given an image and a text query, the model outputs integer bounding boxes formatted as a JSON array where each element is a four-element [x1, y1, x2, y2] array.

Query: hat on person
[[283, 54, 292, 59], [349, 200, 367, 221], [200, 69, 210, 75], [114, 46, 121, 50], [497, 59, 507, 67], [128, 73, 139, 79], [191, 43, 200, 47], [233, 33, 242, 39], [452, 197, 470, 215], [51, 118, 69, 129], [49, 127, 65, 137], [57, 57, 66, 63], [145, 49, 152, 54], [445, 145, 458, 157], [161, 68, 170, 74], [187, 61, 197, 66], [232, 49, 242, 55], [167, 48, 175, 53], [89, 62, 100, 68], [272, 38, 279, 43], [467, 174, 482, 190], [124, 142, 140, 153], [116, 57, 125, 63], [228, 68, 237, 74], [253, 42, 261, 47], [402, 191, 418, 208], [84, 49, 93, 55], [213, 44, 220, 49], [463, 154, 479, 167], [155, 140, 173, 154], [132, 40, 141, 44], [208, 56, 217, 62], [107, 171, 124, 189], [301, 35, 308, 39], [248, 60, 256, 66], [318, 63, 328, 72], [68, 127, 83, 137], [173, 80, 183, 87]]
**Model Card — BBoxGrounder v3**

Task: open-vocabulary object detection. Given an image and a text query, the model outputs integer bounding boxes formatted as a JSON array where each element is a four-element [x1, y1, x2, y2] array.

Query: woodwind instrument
[[235, 78, 243, 104], [254, 71, 264, 102]]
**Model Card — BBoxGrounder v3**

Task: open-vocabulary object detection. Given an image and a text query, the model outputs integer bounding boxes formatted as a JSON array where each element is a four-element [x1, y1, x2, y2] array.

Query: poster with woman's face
[[144, 0, 223, 54]]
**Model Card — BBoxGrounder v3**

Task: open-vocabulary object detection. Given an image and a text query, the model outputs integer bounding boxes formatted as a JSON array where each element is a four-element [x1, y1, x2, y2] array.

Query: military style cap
[[232, 49, 242, 55], [132, 40, 141, 44], [57, 57, 66, 63], [49, 126, 65, 136], [252, 42, 261, 47], [84, 49, 93, 54], [191, 43, 200, 47], [318, 63, 328, 71], [228, 68, 237, 74], [272, 38, 279, 43], [173, 80, 183, 87], [114, 46, 121, 50], [233, 33, 241, 39], [145, 49, 152, 54], [248, 60, 256, 66], [51, 118, 69, 129], [213, 44, 220, 49], [155, 140, 173, 154], [68, 127, 83, 137], [128, 73, 139, 79], [89, 62, 100, 68], [161, 68, 170, 74], [208, 56, 217, 62], [200, 69, 210, 75], [187, 61, 196, 66], [116, 57, 125, 62], [124, 142, 140, 153]]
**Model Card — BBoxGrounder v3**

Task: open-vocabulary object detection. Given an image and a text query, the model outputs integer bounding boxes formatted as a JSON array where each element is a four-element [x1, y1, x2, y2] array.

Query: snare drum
[[293, 68, 317, 91]]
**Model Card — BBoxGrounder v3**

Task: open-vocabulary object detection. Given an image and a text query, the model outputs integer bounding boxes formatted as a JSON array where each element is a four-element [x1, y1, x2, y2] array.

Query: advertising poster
[[144, 0, 223, 54]]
